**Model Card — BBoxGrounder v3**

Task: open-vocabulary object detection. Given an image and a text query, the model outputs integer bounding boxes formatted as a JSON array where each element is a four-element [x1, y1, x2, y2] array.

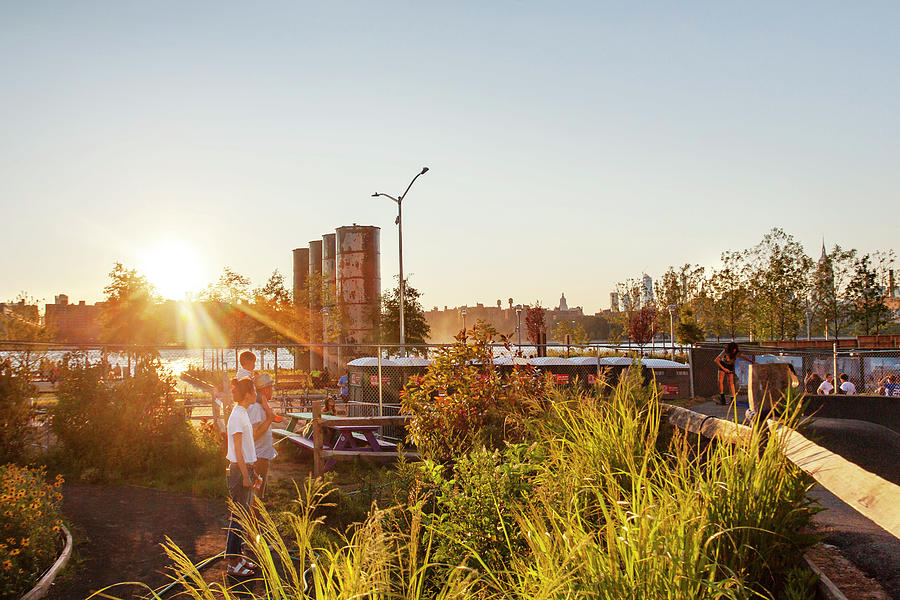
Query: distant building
[[45, 295, 103, 343], [641, 274, 654, 306], [609, 292, 619, 312]]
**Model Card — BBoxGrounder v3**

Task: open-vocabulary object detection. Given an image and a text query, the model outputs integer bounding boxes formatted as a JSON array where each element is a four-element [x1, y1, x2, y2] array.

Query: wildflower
[[2, 560, 11, 570]]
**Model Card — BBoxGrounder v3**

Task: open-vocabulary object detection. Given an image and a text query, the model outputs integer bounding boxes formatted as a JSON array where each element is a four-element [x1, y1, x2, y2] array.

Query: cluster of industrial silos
[[292, 225, 381, 374]]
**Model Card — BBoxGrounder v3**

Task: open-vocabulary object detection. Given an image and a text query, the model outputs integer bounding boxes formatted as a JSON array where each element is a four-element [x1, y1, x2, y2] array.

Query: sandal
[[227, 557, 258, 577]]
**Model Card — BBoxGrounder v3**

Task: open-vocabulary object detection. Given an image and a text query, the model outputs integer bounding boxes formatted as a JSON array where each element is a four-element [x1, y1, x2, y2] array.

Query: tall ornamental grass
[[108, 364, 819, 600]]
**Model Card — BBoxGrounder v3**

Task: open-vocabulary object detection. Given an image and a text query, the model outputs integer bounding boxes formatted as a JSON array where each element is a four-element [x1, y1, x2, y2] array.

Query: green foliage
[[675, 308, 705, 346], [847, 252, 894, 335], [0, 294, 47, 342], [744, 228, 813, 341], [400, 336, 548, 462], [0, 365, 35, 465], [472, 318, 500, 340], [811, 244, 857, 339], [116, 351, 820, 600], [99, 263, 160, 345], [551, 319, 589, 345], [378, 277, 430, 346], [0, 465, 65, 600], [418, 446, 539, 572], [49, 357, 221, 490]]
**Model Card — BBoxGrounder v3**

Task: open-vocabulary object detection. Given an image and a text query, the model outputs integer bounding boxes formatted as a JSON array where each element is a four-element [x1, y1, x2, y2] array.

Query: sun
[[139, 241, 204, 300]]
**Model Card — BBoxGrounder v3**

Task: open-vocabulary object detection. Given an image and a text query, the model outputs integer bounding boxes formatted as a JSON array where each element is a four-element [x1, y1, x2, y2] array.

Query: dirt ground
[[48, 483, 229, 600], [48, 456, 317, 600]]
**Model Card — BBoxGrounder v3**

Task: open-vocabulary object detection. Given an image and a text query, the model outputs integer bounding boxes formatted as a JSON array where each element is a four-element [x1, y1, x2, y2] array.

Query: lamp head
[[371, 192, 379, 197], [420, 167, 429, 175]]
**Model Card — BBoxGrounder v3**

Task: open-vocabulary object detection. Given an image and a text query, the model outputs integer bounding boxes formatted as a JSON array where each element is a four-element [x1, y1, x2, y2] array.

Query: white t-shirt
[[247, 401, 277, 460], [817, 380, 834, 395], [840, 381, 857, 395], [226, 405, 257, 464], [236, 367, 254, 380]]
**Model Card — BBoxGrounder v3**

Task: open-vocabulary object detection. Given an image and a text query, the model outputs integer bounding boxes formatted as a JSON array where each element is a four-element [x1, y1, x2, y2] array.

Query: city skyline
[[2, 3, 899, 314]]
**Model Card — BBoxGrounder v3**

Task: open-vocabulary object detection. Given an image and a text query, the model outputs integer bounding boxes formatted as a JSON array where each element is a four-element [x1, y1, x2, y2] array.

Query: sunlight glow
[[139, 241, 204, 300]]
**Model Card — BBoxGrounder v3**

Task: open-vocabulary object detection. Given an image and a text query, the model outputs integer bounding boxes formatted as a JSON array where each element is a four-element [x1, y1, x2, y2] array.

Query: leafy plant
[[400, 335, 548, 462], [0, 365, 35, 465], [49, 356, 222, 492], [0, 465, 65, 600]]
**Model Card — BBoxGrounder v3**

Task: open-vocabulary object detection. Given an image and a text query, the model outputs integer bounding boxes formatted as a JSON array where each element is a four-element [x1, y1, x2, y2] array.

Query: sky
[[1, 1, 898, 314]]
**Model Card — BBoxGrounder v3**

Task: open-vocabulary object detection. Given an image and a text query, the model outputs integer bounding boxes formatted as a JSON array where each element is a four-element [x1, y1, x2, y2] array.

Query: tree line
[[3, 264, 429, 347], [614, 228, 896, 344]]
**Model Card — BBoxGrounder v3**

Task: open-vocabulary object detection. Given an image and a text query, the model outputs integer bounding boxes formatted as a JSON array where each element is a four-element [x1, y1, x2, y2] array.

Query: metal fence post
[[688, 347, 695, 399], [832, 342, 838, 390], [377, 345, 383, 418], [312, 400, 324, 478]]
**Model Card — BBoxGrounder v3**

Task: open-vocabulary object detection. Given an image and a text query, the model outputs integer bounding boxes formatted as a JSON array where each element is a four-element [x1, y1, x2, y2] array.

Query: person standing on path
[[224, 377, 268, 577], [714, 342, 755, 405]]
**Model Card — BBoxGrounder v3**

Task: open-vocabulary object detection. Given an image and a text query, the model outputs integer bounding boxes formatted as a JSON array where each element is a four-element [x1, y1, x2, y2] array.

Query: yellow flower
[[2, 560, 11, 570]]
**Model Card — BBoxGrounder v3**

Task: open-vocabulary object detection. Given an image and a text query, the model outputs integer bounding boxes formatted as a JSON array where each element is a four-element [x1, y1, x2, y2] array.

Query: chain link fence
[[690, 342, 900, 400]]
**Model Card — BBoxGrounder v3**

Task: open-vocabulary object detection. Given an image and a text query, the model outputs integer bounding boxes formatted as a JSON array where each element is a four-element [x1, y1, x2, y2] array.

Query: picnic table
[[272, 401, 415, 475]]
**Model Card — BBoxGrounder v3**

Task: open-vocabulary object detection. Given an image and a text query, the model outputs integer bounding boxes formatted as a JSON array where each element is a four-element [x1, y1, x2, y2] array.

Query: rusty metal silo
[[308, 240, 324, 372], [292, 247, 310, 370], [336, 225, 381, 348], [321, 233, 338, 373]]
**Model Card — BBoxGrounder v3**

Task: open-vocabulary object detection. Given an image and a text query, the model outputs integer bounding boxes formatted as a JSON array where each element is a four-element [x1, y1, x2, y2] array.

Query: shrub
[[0, 465, 65, 600], [49, 356, 221, 489], [401, 337, 548, 462], [419, 445, 540, 573], [0, 366, 35, 465]]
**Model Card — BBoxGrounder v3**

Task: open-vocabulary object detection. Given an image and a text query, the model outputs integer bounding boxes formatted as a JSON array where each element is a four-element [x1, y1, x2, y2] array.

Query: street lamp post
[[667, 304, 677, 360], [373, 167, 429, 357], [515, 305, 523, 352]]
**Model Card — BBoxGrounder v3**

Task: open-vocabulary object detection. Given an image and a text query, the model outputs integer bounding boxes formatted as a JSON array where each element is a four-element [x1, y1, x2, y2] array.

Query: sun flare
[[139, 241, 203, 300]]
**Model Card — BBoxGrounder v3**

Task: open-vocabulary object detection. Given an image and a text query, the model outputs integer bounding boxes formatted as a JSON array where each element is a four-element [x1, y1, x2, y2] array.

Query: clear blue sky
[[2, 2, 897, 314]]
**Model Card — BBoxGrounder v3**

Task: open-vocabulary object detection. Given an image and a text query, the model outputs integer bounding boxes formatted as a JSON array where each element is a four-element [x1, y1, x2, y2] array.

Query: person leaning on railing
[[714, 342, 755, 405]]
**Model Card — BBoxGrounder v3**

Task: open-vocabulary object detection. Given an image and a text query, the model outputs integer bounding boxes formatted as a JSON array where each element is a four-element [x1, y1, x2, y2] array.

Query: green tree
[[675, 308, 705, 346], [653, 264, 705, 331], [551, 320, 589, 345], [812, 245, 856, 340], [379, 277, 430, 347], [0, 365, 36, 464], [99, 263, 160, 345], [743, 229, 812, 341], [472, 318, 500, 340], [847, 253, 894, 335], [201, 267, 255, 345], [0, 294, 46, 342], [250, 269, 298, 343], [707, 252, 750, 341]]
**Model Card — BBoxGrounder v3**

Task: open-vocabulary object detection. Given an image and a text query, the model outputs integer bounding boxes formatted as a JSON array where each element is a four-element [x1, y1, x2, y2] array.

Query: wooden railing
[[662, 404, 900, 540]]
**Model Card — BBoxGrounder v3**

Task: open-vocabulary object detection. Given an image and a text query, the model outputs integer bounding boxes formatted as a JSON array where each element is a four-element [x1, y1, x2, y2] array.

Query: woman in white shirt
[[225, 377, 272, 577]]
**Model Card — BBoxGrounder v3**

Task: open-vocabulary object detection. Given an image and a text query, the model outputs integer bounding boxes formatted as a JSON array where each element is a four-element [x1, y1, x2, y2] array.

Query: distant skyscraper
[[642, 273, 654, 306], [558, 292, 568, 311], [610, 292, 619, 312]]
